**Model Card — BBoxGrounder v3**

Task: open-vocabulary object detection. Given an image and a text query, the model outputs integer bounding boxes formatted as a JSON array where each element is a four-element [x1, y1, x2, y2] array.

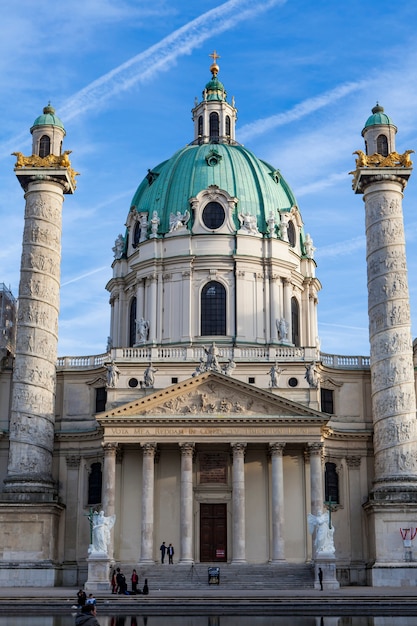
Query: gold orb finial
[[209, 50, 220, 77]]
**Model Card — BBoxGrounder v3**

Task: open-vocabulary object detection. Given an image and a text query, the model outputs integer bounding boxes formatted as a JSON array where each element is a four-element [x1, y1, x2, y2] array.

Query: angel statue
[[308, 509, 335, 555], [169, 209, 190, 232], [90, 510, 116, 555]]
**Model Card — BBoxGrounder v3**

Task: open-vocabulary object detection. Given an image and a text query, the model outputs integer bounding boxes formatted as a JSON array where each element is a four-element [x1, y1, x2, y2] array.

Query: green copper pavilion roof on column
[[30, 103, 65, 132], [363, 103, 396, 131]]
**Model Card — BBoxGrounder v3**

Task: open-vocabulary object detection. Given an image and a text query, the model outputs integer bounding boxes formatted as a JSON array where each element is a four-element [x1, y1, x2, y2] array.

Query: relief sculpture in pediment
[[143, 383, 275, 416]]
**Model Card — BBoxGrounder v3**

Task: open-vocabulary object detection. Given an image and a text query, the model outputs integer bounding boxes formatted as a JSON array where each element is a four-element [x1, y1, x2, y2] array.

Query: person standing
[[318, 567, 323, 591], [160, 541, 166, 563], [131, 568, 139, 594], [167, 543, 174, 564]]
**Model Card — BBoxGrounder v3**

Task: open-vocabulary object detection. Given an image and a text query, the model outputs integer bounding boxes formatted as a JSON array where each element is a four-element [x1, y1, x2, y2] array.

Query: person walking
[[160, 541, 166, 563], [167, 543, 174, 564]]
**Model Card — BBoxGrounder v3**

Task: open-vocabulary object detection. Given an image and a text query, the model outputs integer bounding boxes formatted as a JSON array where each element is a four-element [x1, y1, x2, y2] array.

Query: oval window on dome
[[202, 202, 225, 230]]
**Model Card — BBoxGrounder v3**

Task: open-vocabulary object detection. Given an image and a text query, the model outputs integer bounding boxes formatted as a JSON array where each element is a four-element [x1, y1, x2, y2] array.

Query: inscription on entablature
[[106, 425, 318, 438]]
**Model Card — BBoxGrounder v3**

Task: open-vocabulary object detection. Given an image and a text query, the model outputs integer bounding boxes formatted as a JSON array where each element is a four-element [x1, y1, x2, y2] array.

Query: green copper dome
[[363, 104, 396, 130], [31, 104, 65, 131], [130, 143, 297, 235]]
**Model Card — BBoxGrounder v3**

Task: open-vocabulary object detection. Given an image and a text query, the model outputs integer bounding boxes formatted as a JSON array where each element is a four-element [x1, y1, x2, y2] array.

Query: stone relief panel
[[23, 221, 61, 250], [374, 442, 417, 479], [21, 250, 60, 279], [367, 247, 407, 278], [369, 300, 410, 335], [17, 300, 56, 333], [373, 416, 417, 451], [372, 383, 415, 421], [368, 272, 410, 307], [143, 382, 292, 416], [12, 355, 56, 392], [367, 219, 405, 251], [371, 357, 414, 393], [26, 194, 62, 224], [11, 381, 54, 415], [371, 328, 413, 360], [365, 195, 401, 226], [9, 412, 54, 452]]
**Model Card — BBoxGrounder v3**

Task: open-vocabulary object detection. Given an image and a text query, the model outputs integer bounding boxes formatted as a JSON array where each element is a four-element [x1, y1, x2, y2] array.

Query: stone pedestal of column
[[314, 556, 339, 590], [85, 552, 111, 591]]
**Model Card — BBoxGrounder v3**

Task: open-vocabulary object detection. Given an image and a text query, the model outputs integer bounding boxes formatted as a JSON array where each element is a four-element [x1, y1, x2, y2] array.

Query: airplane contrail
[[59, 0, 286, 120], [239, 79, 371, 142]]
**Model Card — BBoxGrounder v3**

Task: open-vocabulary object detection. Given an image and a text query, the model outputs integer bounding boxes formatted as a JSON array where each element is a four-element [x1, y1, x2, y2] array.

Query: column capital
[[231, 442, 247, 458], [306, 442, 323, 458], [102, 442, 119, 455], [346, 455, 361, 469], [179, 442, 195, 457], [142, 442, 157, 457], [269, 442, 286, 456]]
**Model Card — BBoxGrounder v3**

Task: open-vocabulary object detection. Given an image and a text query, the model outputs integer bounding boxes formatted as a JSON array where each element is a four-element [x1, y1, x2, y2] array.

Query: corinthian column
[[231, 442, 247, 564], [269, 442, 286, 562], [140, 443, 157, 563], [179, 442, 194, 563]]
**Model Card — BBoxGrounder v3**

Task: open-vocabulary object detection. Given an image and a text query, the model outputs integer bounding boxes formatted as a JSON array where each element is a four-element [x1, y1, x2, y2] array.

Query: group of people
[[159, 541, 175, 564], [111, 567, 149, 596], [75, 591, 99, 626]]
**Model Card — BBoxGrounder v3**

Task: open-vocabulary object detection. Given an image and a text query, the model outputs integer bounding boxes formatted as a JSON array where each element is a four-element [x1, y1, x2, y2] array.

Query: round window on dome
[[202, 202, 225, 230]]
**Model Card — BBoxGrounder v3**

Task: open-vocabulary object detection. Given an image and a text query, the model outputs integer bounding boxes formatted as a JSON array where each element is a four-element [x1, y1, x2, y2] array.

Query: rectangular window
[[321, 388, 334, 414], [95, 387, 107, 413]]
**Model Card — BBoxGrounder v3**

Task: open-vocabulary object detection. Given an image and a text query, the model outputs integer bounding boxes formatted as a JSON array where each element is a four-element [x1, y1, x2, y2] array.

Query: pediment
[[99, 371, 327, 422]]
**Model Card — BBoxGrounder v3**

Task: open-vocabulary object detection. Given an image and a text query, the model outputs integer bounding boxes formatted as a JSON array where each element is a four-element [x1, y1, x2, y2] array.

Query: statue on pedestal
[[308, 509, 335, 555], [89, 510, 116, 555]]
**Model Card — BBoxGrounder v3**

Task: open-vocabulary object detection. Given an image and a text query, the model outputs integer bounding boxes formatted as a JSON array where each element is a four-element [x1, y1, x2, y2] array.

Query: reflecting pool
[[2, 616, 417, 625]]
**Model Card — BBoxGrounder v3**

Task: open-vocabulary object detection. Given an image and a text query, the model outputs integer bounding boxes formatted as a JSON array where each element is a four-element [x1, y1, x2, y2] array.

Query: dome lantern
[[191, 52, 238, 145]]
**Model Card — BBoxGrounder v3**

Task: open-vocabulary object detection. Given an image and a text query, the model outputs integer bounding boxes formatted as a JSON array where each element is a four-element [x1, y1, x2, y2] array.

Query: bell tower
[[352, 105, 417, 585], [0, 105, 76, 585]]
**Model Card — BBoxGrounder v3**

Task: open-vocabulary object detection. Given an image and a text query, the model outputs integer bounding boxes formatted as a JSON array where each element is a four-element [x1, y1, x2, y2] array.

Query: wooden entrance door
[[200, 503, 227, 562]]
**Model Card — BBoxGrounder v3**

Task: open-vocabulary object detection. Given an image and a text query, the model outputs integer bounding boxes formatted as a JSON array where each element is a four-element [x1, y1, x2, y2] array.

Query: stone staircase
[[124, 563, 315, 591]]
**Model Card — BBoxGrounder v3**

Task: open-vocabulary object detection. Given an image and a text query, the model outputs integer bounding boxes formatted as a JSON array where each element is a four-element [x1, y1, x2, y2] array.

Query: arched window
[[377, 134, 388, 156], [198, 115, 203, 138], [325, 462, 339, 505], [209, 112, 219, 142], [129, 297, 137, 347], [133, 222, 141, 248], [225, 115, 231, 137], [291, 297, 300, 346], [288, 221, 296, 247], [39, 135, 51, 158], [88, 462, 102, 505], [201, 281, 226, 336]]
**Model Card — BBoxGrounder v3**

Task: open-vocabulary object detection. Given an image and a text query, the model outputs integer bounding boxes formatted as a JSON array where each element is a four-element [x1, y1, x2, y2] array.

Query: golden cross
[[209, 50, 221, 64]]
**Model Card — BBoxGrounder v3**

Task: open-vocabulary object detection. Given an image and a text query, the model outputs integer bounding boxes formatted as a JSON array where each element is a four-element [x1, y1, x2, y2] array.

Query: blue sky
[[1, 0, 417, 358]]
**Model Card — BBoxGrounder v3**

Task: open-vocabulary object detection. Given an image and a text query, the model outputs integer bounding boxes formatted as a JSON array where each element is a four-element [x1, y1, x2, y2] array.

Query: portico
[[97, 372, 327, 566]]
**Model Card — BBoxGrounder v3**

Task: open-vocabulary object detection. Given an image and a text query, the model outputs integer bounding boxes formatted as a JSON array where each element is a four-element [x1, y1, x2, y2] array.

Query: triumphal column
[[352, 104, 417, 585], [0, 105, 76, 586]]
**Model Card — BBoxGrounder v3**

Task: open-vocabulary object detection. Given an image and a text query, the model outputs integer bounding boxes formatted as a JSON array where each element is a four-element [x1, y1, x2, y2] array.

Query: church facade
[[0, 57, 416, 588]]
